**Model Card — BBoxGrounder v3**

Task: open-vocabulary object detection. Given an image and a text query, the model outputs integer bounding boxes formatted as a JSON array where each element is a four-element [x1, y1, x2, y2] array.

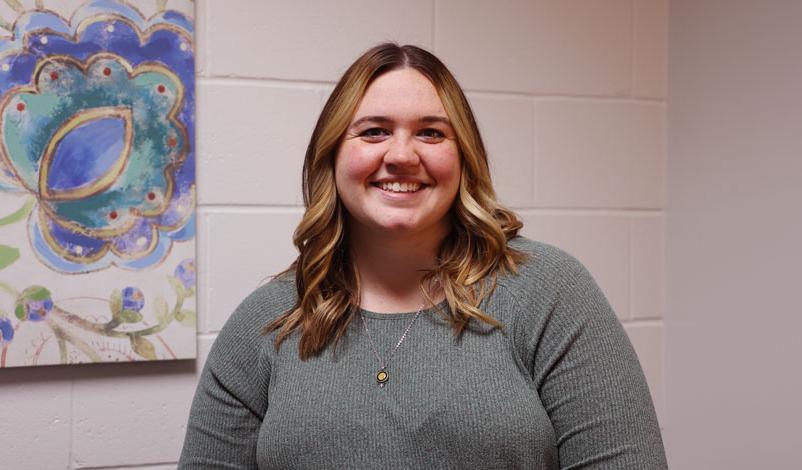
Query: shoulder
[[499, 237, 626, 380], [496, 236, 615, 335], [206, 274, 297, 371], [223, 273, 298, 333], [507, 235, 580, 271], [501, 236, 594, 299]]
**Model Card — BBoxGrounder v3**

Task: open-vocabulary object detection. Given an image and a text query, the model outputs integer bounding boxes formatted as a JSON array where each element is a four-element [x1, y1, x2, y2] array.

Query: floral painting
[[0, 0, 196, 367]]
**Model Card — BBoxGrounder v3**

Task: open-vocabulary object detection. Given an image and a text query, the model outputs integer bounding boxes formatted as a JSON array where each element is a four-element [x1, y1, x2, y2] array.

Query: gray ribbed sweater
[[179, 238, 668, 469]]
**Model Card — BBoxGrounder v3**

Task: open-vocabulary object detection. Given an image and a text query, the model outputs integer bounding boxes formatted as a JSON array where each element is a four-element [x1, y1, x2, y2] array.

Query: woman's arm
[[530, 255, 668, 469], [179, 290, 275, 469]]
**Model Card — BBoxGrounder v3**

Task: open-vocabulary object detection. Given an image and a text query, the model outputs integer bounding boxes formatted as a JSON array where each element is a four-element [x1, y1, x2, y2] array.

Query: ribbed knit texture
[[179, 237, 668, 469]]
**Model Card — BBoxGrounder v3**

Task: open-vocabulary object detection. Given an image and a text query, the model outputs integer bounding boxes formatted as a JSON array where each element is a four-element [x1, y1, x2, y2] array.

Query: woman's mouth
[[372, 181, 424, 193]]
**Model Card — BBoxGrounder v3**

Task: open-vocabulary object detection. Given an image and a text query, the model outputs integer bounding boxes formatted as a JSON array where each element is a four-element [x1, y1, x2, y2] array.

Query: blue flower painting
[[0, 0, 196, 368]]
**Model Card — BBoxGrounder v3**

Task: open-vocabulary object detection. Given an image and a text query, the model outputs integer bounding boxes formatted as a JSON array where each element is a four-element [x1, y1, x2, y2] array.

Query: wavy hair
[[265, 43, 525, 359]]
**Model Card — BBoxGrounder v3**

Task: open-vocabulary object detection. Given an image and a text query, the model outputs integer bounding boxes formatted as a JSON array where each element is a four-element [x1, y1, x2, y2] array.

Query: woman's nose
[[384, 135, 420, 167]]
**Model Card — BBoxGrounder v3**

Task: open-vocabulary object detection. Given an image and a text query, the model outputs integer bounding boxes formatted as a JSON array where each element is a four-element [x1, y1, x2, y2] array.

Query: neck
[[348, 227, 446, 313]]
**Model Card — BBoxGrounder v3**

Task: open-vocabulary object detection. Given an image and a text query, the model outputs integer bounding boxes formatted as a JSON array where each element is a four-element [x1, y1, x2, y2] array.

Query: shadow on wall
[[1, 357, 197, 384]]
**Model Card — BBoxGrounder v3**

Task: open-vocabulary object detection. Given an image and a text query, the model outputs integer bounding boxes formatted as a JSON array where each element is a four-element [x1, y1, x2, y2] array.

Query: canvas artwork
[[0, 0, 196, 367]]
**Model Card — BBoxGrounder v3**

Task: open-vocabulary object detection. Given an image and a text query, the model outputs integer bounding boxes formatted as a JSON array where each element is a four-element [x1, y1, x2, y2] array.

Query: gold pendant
[[376, 369, 388, 386]]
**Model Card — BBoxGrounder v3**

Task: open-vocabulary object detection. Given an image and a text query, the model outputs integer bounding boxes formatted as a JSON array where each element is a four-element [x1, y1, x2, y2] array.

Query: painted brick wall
[[0, 1, 667, 468]]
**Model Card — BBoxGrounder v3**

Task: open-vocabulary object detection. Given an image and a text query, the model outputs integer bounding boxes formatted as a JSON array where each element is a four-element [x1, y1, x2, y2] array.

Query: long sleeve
[[525, 253, 668, 469], [178, 285, 281, 469]]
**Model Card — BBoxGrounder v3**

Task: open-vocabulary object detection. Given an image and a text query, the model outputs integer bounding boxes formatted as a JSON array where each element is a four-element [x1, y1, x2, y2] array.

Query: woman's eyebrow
[[419, 115, 452, 126], [350, 115, 393, 128]]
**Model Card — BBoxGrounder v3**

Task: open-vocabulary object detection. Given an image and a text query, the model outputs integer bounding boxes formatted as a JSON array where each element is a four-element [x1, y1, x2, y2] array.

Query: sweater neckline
[[358, 299, 448, 320]]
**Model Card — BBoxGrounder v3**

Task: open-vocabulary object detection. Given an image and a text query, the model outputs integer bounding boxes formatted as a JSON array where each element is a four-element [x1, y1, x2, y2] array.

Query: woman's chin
[[363, 218, 451, 241]]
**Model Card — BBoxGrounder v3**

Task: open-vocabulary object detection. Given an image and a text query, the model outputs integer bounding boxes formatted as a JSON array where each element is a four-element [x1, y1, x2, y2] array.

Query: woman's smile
[[371, 181, 424, 193]]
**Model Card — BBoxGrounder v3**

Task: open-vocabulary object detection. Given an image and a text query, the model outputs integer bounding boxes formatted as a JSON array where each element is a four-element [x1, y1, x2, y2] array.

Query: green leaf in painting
[[166, 275, 185, 298], [130, 336, 157, 360], [0, 197, 34, 227], [109, 289, 123, 318], [119, 309, 143, 323], [0, 245, 20, 270], [176, 309, 196, 327], [27, 286, 51, 301], [153, 295, 169, 323]]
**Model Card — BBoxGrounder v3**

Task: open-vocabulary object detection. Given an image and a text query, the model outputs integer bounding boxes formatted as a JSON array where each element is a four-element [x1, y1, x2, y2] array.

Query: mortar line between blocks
[[532, 95, 666, 106], [200, 76, 334, 89], [515, 208, 665, 216], [198, 205, 305, 214], [464, 89, 665, 104], [198, 332, 218, 341], [620, 318, 664, 328], [76, 461, 178, 469]]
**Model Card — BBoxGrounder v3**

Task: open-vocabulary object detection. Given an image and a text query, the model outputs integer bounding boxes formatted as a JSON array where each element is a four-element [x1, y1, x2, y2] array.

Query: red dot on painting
[[50, 71, 59, 80], [109, 210, 118, 220], [147, 192, 156, 201], [16, 102, 25, 111], [157, 84, 166, 93], [103, 67, 112, 76], [167, 137, 177, 148]]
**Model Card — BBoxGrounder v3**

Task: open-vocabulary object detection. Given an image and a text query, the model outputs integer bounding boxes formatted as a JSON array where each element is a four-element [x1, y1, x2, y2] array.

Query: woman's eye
[[418, 128, 445, 141], [359, 128, 390, 140]]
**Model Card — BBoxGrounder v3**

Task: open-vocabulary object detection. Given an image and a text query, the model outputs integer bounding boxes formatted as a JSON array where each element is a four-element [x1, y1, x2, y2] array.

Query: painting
[[0, 0, 196, 367]]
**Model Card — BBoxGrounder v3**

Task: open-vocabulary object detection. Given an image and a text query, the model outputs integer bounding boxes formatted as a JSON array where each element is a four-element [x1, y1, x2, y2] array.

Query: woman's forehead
[[355, 68, 448, 118]]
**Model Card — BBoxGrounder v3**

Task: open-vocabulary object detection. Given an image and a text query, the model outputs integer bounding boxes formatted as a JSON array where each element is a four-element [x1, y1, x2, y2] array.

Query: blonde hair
[[265, 43, 525, 359]]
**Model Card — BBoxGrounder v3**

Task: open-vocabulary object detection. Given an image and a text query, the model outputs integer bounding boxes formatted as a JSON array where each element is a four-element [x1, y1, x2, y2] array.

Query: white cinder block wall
[[0, 1, 668, 468]]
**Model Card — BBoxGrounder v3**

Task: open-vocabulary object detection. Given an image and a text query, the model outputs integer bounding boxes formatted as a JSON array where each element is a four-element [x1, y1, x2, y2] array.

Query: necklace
[[359, 305, 424, 388]]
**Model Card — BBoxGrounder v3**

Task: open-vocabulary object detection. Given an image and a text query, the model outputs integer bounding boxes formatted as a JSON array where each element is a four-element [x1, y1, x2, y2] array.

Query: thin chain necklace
[[359, 305, 424, 388]]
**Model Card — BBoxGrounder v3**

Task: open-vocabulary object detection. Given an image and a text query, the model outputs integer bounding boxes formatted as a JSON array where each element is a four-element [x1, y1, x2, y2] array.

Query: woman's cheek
[[425, 151, 461, 185], [338, 146, 382, 180]]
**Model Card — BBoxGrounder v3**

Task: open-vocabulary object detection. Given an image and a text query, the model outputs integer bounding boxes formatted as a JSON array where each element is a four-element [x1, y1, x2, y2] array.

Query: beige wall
[[0, 1, 668, 468], [666, 0, 802, 467]]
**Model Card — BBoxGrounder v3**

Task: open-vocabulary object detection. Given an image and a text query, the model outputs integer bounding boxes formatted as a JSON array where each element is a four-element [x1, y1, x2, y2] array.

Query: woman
[[180, 43, 668, 469]]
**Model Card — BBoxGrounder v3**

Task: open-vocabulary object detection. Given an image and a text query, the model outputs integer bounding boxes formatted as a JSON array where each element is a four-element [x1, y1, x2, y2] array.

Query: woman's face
[[335, 68, 461, 241]]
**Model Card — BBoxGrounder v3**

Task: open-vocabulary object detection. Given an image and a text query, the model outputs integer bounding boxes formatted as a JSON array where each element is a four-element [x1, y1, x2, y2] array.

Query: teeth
[[379, 182, 421, 193]]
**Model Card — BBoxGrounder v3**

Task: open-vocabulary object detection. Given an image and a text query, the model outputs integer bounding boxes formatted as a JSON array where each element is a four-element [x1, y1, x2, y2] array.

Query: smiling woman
[[180, 43, 668, 469], [335, 68, 461, 262]]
